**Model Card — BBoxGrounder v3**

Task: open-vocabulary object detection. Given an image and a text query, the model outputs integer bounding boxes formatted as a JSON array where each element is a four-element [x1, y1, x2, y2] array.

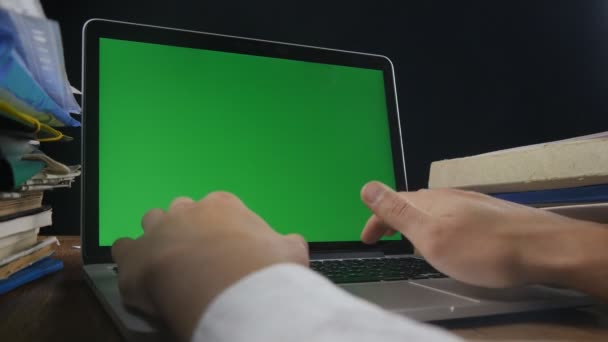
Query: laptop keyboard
[[114, 258, 446, 284], [310, 257, 446, 284]]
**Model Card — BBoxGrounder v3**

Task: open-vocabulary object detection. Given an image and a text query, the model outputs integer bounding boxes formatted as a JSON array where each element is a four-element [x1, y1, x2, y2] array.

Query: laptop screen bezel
[[82, 19, 412, 264]]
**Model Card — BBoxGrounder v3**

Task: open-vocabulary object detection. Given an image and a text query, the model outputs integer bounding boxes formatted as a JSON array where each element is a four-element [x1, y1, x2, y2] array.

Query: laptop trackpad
[[412, 278, 587, 301], [340, 281, 477, 310]]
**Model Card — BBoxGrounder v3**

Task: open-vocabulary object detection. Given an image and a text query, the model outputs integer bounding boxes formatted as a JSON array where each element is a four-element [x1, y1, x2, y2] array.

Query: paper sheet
[[0, 0, 45, 18]]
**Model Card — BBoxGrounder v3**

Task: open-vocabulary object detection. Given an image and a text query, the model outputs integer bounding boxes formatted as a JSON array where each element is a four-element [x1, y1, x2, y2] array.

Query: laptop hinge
[[310, 251, 384, 260]]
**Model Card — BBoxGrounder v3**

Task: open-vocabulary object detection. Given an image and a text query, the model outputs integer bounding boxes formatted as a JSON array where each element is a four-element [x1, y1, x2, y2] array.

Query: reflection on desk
[[1, 236, 607, 341]]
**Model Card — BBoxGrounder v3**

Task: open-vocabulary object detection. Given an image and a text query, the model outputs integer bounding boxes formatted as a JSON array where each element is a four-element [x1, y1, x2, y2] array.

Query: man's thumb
[[361, 181, 425, 232]]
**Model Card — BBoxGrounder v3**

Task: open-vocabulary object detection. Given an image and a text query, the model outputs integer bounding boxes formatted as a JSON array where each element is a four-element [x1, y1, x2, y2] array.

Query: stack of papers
[[0, 0, 80, 127], [18, 164, 81, 191], [0, 0, 78, 293]]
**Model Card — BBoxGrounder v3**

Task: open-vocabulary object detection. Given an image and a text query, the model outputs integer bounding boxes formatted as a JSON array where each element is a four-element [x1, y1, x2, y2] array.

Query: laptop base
[[84, 263, 592, 340], [341, 277, 592, 321]]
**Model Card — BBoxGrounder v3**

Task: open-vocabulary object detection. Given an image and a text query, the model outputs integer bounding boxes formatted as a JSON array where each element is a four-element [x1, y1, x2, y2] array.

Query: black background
[[39, 0, 608, 235]]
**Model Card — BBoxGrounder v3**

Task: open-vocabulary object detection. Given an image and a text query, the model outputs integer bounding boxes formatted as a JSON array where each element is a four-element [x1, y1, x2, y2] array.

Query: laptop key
[[310, 257, 446, 284]]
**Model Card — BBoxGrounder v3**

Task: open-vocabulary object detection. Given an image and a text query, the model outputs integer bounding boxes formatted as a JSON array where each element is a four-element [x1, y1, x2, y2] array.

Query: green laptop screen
[[98, 38, 397, 246]]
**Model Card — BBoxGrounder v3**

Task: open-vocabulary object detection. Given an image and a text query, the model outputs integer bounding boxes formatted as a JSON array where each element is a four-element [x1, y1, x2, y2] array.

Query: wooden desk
[[2, 236, 608, 341]]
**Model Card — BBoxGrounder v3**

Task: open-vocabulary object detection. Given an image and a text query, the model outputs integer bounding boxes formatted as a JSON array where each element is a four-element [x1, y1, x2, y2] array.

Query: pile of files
[[0, 2, 81, 294], [428, 131, 608, 223]]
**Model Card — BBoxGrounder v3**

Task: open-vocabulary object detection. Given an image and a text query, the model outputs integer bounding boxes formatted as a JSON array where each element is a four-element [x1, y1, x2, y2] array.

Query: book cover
[[0, 206, 52, 239], [492, 184, 608, 205], [0, 257, 63, 295], [0, 157, 46, 191], [428, 132, 608, 193], [0, 204, 48, 222]]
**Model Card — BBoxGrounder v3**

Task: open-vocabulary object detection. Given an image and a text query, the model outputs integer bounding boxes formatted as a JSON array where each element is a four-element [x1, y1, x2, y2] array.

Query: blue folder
[[0, 257, 63, 295], [492, 184, 608, 205]]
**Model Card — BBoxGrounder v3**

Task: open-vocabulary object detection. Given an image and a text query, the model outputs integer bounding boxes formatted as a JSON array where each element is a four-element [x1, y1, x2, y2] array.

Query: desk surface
[[1, 236, 608, 341]]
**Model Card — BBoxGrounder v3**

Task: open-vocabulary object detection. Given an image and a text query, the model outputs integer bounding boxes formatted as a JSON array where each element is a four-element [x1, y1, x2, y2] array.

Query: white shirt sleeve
[[192, 263, 461, 342]]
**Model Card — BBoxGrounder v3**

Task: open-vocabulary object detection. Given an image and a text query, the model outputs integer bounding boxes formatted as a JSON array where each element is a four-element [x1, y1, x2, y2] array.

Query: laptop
[[81, 19, 591, 340]]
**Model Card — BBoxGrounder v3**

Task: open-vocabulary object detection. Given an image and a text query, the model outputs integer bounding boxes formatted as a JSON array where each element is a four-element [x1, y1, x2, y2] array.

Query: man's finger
[[169, 196, 194, 211], [141, 208, 165, 232], [112, 237, 135, 263], [361, 181, 430, 240], [360, 215, 395, 244]]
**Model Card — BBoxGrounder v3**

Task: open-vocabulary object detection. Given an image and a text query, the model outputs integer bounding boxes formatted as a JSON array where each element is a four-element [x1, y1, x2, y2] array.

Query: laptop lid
[[81, 19, 412, 264]]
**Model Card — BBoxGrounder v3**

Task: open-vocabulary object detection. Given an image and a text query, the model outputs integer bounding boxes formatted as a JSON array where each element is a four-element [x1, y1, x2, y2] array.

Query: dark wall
[[40, 0, 608, 235]]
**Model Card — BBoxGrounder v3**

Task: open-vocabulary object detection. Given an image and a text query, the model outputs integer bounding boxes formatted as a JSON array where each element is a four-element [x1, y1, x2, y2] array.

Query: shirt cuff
[[192, 263, 459, 342]]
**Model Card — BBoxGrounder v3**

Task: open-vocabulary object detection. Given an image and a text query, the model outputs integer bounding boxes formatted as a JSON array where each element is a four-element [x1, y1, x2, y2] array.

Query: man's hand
[[360, 181, 608, 298], [111, 192, 308, 341]]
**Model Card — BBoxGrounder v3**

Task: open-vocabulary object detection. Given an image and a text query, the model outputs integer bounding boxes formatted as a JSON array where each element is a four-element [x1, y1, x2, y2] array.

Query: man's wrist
[[524, 219, 608, 297], [147, 252, 214, 342], [558, 222, 608, 299], [148, 245, 308, 341]]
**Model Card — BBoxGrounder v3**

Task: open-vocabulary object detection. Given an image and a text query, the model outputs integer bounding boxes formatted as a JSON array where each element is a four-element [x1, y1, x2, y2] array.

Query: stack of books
[[0, 4, 80, 294], [428, 131, 608, 223]]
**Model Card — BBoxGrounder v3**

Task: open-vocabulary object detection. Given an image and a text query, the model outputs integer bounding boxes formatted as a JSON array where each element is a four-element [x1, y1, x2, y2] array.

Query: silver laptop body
[[81, 19, 591, 340]]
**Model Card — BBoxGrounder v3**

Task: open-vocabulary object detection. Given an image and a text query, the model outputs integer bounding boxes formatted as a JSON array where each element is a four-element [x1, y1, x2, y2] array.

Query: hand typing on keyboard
[[111, 192, 309, 342], [109, 182, 608, 342], [360, 181, 608, 301]]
